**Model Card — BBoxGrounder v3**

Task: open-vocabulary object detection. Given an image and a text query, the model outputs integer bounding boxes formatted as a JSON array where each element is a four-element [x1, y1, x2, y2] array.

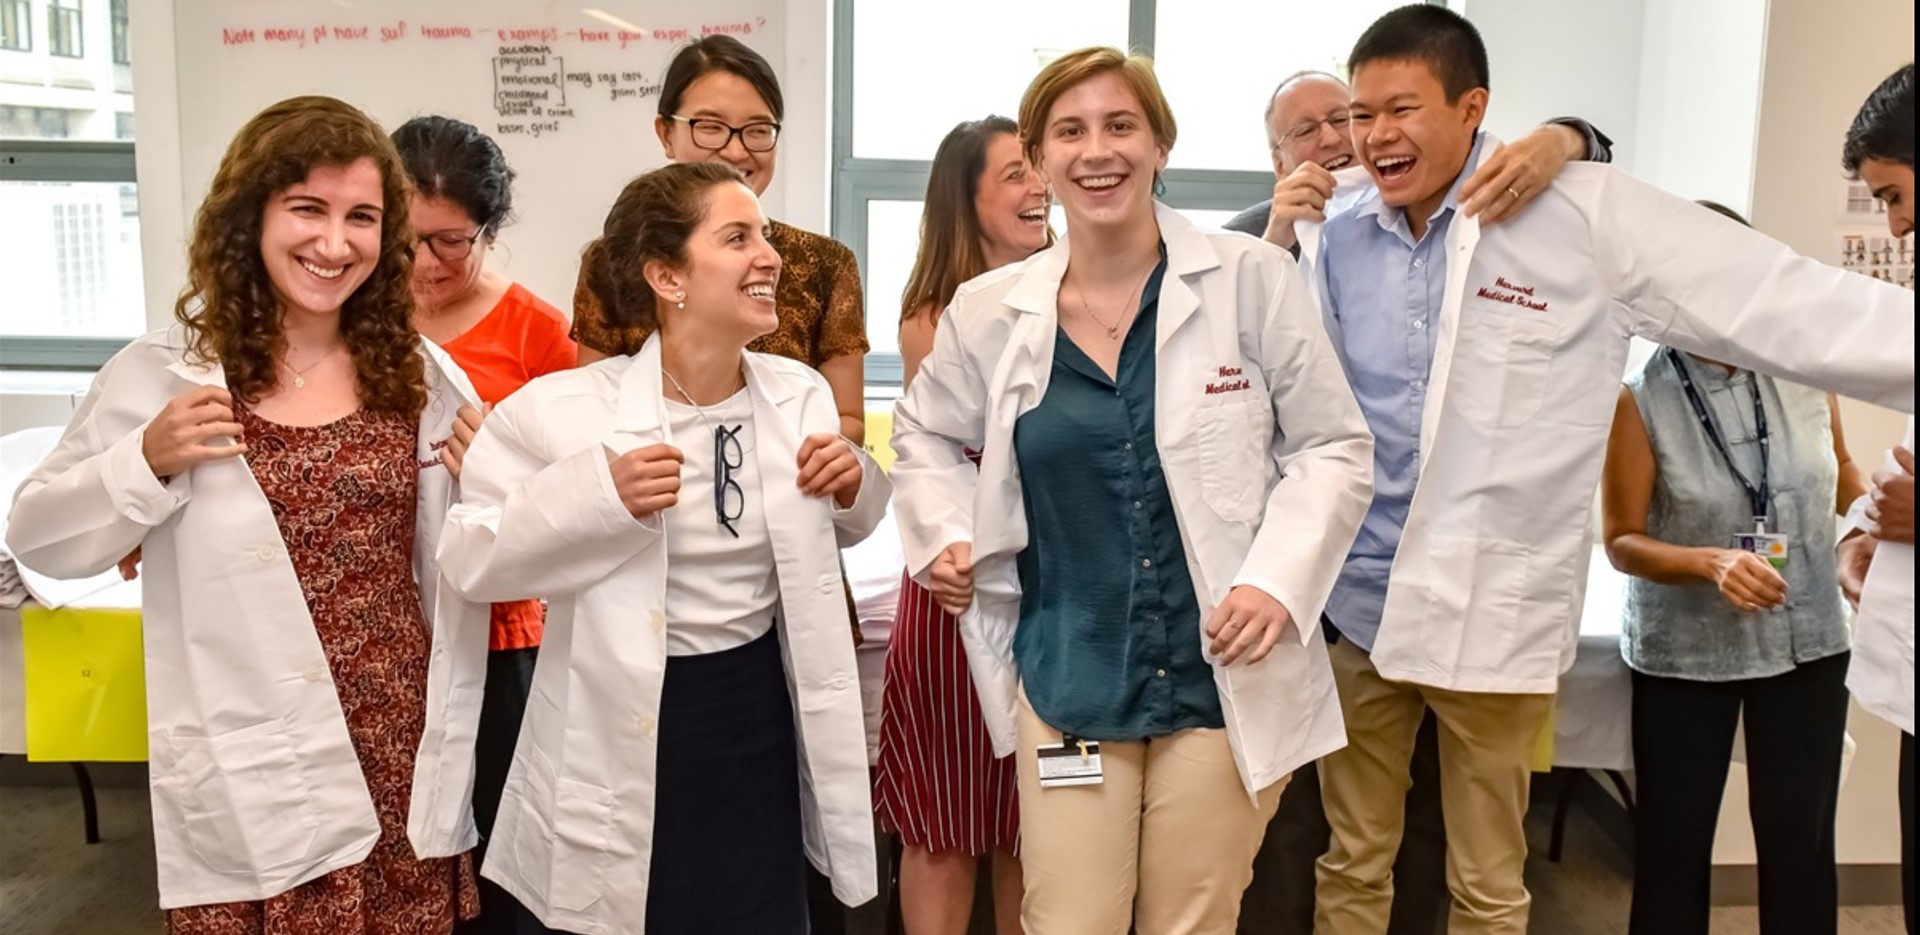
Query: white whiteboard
[[170, 0, 788, 314]]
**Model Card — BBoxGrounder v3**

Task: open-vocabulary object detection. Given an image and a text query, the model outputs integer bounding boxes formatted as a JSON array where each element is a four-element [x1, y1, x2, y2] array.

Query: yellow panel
[[864, 408, 897, 472], [22, 606, 148, 762]]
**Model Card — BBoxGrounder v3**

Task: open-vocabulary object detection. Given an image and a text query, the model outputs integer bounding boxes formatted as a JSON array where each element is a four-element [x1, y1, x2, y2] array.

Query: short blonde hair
[[1018, 47, 1178, 170]]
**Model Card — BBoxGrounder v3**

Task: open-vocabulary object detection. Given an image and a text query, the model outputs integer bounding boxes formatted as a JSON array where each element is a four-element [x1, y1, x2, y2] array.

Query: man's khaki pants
[[1314, 639, 1553, 935], [1015, 689, 1286, 935]]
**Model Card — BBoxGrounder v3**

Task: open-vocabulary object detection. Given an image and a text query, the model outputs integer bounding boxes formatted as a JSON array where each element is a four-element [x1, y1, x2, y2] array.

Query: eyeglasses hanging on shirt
[[665, 368, 746, 540], [714, 425, 744, 539]]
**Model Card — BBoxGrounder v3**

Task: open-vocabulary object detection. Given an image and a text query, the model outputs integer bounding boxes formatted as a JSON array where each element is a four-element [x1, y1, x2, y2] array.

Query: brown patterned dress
[[167, 406, 480, 935]]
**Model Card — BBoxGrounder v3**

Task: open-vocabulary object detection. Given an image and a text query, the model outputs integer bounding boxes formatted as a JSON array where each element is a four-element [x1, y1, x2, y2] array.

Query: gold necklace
[[1073, 262, 1156, 339], [280, 344, 345, 389]]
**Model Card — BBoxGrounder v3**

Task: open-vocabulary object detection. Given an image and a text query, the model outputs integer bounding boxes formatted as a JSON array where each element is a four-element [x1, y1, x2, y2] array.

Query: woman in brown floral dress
[[570, 36, 870, 445], [7, 96, 488, 935]]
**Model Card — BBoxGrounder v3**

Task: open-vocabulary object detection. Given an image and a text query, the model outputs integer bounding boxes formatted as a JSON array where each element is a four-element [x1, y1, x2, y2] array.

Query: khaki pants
[[1314, 639, 1553, 935], [1015, 689, 1285, 935]]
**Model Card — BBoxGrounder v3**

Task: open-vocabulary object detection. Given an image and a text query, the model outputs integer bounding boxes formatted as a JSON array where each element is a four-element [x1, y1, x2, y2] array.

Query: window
[[0, 0, 28, 52], [2, 1, 142, 370], [111, 0, 129, 64], [834, 0, 1416, 385], [48, 0, 81, 58]]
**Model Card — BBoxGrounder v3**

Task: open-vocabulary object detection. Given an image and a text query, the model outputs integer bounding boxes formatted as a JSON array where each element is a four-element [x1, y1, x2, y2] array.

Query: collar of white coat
[[1001, 202, 1219, 348], [159, 323, 480, 411], [612, 332, 802, 439]]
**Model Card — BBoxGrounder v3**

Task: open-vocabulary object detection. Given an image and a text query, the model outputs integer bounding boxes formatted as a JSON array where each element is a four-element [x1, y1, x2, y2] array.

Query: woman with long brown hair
[[874, 115, 1046, 935], [7, 95, 490, 934]]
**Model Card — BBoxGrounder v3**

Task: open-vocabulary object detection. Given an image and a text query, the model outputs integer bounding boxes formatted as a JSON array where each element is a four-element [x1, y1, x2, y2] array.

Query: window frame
[[831, 0, 1436, 387], [0, 139, 140, 369], [0, 0, 30, 52], [110, 0, 129, 65], [831, 0, 1276, 387], [47, 0, 81, 59]]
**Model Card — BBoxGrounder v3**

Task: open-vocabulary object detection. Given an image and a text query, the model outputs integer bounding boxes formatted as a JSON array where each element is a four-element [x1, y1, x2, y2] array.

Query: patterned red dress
[[167, 406, 479, 935]]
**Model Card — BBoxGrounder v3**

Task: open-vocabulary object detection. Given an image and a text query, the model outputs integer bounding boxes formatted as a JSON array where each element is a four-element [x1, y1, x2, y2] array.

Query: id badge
[[1731, 531, 1790, 569], [1036, 736, 1104, 788]]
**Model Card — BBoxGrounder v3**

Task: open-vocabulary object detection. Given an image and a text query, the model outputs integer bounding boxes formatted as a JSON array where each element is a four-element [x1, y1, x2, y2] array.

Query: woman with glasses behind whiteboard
[[389, 115, 577, 935], [437, 162, 890, 935], [572, 36, 869, 446]]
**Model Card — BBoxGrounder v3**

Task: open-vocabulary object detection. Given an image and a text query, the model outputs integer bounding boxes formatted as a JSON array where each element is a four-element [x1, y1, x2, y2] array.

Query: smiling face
[[1035, 70, 1169, 234], [1349, 57, 1486, 224], [1268, 74, 1356, 176], [655, 71, 779, 197], [259, 157, 385, 321], [973, 132, 1051, 267], [654, 180, 783, 344]]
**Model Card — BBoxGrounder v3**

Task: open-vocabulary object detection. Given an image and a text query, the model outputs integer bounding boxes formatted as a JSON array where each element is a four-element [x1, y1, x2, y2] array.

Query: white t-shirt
[[662, 390, 779, 656]]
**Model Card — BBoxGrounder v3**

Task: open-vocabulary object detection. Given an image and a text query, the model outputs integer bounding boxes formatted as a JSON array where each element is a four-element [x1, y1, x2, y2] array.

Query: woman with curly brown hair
[[6, 95, 492, 935]]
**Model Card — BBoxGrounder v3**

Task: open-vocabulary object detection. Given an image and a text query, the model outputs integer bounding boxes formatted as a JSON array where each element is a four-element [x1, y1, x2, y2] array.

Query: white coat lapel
[[1153, 204, 1217, 350], [611, 335, 671, 453], [1417, 138, 1496, 464], [973, 243, 1063, 572]]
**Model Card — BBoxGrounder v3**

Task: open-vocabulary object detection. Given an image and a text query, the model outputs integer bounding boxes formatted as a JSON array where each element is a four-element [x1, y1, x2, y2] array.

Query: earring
[[675, 290, 686, 310]]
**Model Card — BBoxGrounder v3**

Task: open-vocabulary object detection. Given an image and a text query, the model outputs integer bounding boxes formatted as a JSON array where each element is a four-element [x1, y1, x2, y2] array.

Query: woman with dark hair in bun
[[390, 114, 576, 935]]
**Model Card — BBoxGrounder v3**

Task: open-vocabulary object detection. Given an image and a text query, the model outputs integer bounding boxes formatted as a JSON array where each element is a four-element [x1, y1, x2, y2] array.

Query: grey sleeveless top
[[1620, 350, 1847, 681]]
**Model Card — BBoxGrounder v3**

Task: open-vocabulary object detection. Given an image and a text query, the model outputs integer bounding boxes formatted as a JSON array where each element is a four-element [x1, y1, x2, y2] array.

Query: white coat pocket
[[1458, 304, 1559, 429], [173, 719, 322, 876], [1193, 399, 1267, 523]]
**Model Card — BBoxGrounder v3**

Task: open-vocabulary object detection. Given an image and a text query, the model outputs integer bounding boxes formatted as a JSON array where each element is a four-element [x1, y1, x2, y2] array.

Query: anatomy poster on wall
[[1837, 232, 1914, 290]]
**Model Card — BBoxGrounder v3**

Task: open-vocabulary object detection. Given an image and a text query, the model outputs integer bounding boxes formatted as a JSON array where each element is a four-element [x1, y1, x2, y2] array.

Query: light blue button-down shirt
[[1318, 134, 1488, 651]]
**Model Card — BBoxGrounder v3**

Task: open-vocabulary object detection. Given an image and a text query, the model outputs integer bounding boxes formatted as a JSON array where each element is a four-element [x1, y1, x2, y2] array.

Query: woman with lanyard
[[436, 162, 887, 935], [890, 48, 1372, 931], [1601, 204, 1870, 935]]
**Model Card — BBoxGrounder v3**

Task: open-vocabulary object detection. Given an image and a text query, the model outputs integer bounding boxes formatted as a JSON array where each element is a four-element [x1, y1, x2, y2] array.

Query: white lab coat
[[5, 327, 490, 908], [1295, 138, 1916, 694], [436, 338, 887, 935], [1846, 418, 1915, 735], [890, 205, 1375, 799]]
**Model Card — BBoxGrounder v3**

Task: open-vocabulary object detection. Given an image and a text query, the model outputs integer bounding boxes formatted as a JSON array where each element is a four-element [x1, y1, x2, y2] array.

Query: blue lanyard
[[1668, 349, 1771, 524]]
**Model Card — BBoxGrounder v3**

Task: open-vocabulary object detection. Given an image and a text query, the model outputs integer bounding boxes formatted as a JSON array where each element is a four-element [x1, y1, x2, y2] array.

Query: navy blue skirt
[[520, 627, 808, 935]]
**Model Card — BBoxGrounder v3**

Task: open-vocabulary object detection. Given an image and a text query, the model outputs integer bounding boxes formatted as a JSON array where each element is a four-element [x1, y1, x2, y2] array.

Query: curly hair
[[175, 95, 425, 413], [587, 161, 744, 334]]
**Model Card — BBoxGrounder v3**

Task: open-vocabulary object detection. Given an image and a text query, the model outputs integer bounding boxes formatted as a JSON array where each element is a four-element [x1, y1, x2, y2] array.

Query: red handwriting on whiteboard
[[264, 26, 307, 46], [618, 30, 646, 49], [421, 25, 473, 39], [221, 28, 256, 45], [380, 20, 407, 42], [576, 28, 610, 42], [331, 26, 369, 40], [497, 27, 560, 43], [701, 23, 752, 37], [652, 28, 689, 42]]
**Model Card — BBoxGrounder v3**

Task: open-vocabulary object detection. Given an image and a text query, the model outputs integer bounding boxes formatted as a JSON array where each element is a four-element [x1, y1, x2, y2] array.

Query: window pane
[[1178, 207, 1249, 232], [852, 2, 1128, 160], [1155, 0, 1406, 171], [864, 200, 926, 357], [0, 181, 147, 339], [1, 0, 133, 141]]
